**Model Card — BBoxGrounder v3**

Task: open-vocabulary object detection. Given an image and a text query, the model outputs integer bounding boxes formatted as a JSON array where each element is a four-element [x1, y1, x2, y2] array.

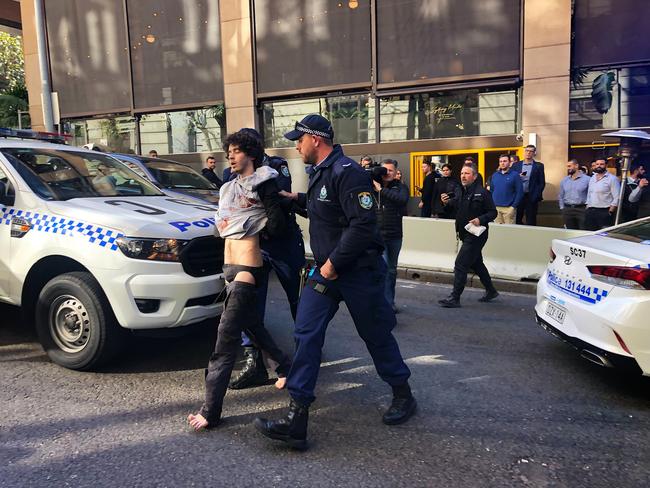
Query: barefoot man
[[188, 130, 292, 430]]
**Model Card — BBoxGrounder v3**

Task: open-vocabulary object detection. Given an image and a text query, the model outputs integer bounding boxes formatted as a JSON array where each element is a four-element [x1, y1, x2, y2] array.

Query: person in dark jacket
[[432, 163, 461, 219], [439, 164, 498, 308], [511, 145, 546, 226], [254, 114, 415, 450], [622, 163, 645, 222], [417, 160, 436, 217], [201, 156, 223, 188], [374, 158, 409, 311]]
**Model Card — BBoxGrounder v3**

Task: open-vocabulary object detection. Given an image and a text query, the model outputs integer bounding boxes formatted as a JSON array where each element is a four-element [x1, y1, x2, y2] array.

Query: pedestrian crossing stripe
[[1, 207, 124, 251]]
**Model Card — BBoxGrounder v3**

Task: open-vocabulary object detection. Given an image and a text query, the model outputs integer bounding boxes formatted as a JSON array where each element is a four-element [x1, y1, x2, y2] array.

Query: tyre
[[35, 272, 124, 370]]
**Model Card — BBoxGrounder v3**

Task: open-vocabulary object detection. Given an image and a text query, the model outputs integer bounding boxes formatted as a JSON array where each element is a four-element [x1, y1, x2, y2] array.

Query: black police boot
[[229, 347, 268, 390], [478, 289, 499, 302], [438, 295, 461, 308], [254, 399, 309, 451], [383, 383, 417, 425]]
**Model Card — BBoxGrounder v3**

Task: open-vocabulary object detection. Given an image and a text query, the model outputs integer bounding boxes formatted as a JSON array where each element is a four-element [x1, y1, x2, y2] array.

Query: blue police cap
[[284, 114, 334, 141]]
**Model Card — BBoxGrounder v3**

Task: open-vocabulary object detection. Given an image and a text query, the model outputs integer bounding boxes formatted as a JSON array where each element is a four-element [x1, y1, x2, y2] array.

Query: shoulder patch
[[281, 165, 290, 177], [358, 191, 373, 210]]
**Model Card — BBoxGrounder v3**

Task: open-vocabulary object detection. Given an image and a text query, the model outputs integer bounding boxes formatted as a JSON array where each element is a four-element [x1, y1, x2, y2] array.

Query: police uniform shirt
[[298, 144, 383, 273]]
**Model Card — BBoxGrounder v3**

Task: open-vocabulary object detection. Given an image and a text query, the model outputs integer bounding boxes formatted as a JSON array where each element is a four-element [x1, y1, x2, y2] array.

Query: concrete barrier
[[297, 215, 588, 282], [482, 224, 586, 280]]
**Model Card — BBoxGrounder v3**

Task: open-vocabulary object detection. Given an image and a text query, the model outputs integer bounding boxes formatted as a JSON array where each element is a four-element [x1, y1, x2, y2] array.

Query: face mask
[[593, 166, 606, 174]]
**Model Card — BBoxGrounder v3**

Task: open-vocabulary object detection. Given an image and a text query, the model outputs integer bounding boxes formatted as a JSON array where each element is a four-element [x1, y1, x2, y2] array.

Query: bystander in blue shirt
[[558, 172, 589, 209]]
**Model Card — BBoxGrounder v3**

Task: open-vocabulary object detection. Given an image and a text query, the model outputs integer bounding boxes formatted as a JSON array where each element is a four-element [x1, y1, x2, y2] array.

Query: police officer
[[254, 115, 416, 450], [438, 164, 498, 308], [228, 128, 306, 390]]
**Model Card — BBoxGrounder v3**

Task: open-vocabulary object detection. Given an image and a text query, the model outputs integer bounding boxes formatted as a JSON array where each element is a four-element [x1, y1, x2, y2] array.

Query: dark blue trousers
[[241, 230, 305, 348], [287, 258, 411, 406]]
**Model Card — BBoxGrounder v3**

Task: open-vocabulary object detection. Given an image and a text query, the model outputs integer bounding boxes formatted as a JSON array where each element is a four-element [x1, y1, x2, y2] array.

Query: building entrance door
[[409, 146, 523, 196]]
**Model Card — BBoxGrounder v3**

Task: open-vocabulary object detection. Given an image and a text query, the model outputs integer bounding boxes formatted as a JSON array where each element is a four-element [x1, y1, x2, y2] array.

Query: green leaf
[[591, 72, 616, 114]]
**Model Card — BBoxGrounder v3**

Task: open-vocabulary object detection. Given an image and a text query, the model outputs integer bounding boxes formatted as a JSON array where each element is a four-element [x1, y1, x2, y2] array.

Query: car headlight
[[116, 237, 188, 262]]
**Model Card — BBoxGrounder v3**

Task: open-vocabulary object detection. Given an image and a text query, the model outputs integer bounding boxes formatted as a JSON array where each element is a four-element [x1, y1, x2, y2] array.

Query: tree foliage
[[0, 32, 26, 93]]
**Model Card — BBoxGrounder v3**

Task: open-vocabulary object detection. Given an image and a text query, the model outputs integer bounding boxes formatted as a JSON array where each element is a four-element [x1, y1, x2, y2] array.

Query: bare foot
[[187, 413, 209, 431], [275, 377, 287, 389]]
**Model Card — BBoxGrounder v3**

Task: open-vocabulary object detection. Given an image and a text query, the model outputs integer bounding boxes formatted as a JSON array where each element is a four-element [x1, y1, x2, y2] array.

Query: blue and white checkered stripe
[[1, 207, 124, 251]]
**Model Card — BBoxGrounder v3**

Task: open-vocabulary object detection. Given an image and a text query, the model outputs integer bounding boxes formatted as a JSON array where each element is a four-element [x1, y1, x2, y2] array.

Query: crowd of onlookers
[[357, 145, 649, 232]]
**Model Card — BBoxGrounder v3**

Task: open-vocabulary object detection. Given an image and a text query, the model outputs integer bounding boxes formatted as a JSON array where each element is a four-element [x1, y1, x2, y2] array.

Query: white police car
[[111, 153, 220, 205], [535, 217, 650, 376], [0, 129, 225, 370]]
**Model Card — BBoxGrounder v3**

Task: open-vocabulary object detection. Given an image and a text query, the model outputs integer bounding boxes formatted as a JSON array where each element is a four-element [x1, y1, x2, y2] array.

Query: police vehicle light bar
[[0, 127, 72, 144]]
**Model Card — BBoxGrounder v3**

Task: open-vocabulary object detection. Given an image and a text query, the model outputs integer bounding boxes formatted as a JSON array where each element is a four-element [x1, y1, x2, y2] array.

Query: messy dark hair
[[223, 130, 265, 168]]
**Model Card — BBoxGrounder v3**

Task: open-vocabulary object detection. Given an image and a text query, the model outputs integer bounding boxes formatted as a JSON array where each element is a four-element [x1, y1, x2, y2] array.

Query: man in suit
[[511, 145, 546, 226]]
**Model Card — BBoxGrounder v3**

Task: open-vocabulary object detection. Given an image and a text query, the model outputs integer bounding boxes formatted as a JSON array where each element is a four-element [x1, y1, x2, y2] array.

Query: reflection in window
[[139, 106, 226, 154], [254, 0, 371, 94], [262, 94, 374, 148], [127, 0, 224, 109], [63, 116, 137, 153], [379, 88, 517, 142], [569, 66, 650, 131]]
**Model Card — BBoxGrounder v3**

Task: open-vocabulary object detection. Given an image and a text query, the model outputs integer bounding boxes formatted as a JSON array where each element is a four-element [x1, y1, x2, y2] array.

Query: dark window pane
[[380, 88, 517, 142], [139, 107, 226, 154], [262, 94, 374, 148], [127, 0, 224, 110], [377, 0, 520, 85], [569, 66, 650, 130], [254, 0, 371, 95], [572, 0, 650, 68], [63, 116, 137, 153], [45, 0, 131, 116]]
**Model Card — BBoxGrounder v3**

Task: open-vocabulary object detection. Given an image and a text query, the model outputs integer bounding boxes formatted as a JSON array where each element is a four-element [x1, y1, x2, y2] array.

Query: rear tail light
[[587, 265, 650, 290], [549, 248, 557, 263]]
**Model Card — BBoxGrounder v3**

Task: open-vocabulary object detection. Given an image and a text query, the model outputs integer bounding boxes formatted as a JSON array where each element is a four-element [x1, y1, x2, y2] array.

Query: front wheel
[[35, 272, 124, 370]]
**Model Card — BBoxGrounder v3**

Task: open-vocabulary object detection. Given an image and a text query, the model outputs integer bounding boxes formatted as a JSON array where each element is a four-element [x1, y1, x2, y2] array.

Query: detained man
[[187, 130, 292, 431]]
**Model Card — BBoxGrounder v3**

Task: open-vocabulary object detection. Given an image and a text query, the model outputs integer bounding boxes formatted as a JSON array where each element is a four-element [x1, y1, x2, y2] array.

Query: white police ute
[[535, 217, 650, 376], [0, 129, 225, 370]]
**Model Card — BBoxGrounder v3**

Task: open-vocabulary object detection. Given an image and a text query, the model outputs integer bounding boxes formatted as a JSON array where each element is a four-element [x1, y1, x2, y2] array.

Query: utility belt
[[301, 249, 380, 299]]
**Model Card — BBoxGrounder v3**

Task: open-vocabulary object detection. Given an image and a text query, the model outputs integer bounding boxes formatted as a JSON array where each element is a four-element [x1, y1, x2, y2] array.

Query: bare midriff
[[224, 235, 263, 267]]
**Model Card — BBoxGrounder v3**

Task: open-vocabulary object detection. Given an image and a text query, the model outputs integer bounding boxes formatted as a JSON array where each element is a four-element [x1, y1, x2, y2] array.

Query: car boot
[[478, 289, 499, 302], [382, 383, 417, 425], [229, 346, 268, 390], [438, 295, 461, 308], [254, 399, 309, 451]]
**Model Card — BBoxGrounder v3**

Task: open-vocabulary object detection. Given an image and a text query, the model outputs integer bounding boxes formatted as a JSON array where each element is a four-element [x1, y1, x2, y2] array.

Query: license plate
[[545, 302, 566, 324]]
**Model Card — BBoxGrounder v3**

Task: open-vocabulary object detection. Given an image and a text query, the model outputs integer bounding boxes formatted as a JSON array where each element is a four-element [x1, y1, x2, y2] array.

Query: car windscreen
[[144, 160, 215, 190], [0, 148, 164, 201], [604, 218, 650, 243]]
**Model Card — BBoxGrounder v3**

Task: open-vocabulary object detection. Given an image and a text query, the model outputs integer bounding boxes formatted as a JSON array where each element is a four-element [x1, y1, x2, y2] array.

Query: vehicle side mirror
[[0, 181, 15, 206]]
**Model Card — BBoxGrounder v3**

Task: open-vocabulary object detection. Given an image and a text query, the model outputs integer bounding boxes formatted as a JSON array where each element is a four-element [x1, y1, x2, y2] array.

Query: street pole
[[34, 0, 55, 132], [614, 146, 632, 226]]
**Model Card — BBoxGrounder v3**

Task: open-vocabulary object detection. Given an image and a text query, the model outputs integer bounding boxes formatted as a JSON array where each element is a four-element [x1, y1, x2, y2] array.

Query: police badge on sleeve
[[281, 165, 290, 177], [358, 191, 373, 210]]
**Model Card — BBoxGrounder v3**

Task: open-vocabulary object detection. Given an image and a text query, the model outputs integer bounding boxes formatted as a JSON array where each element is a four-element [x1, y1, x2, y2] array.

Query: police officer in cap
[[438, 164, 498, 308], [228, 128, 306, 389], [254, 114, 416, 450]]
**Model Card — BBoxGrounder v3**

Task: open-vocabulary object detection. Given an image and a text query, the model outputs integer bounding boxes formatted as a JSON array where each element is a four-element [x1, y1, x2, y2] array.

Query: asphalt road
[[2, 279, 650, 488]]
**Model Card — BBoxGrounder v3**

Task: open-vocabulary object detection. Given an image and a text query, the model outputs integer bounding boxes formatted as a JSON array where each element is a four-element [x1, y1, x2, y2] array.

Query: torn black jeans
[[199, 277, 291, 425]]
